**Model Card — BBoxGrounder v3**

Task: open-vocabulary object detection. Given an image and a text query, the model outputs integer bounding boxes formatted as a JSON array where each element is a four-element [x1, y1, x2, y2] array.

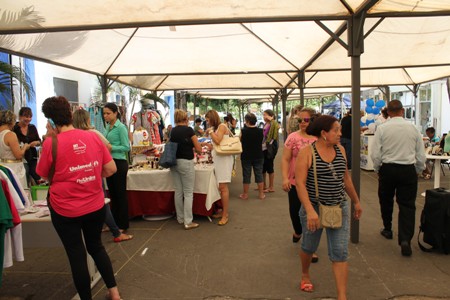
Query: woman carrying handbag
[[205, 110, 234, 226]]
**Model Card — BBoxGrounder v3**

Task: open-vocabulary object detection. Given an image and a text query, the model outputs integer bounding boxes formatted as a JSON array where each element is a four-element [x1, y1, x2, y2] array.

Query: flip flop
[[212, 213, 223, 219], [239, 194, 249, 200], [300, 280, 314, 292], [113, 234, 134, 243], [263, 189, 275, 193]]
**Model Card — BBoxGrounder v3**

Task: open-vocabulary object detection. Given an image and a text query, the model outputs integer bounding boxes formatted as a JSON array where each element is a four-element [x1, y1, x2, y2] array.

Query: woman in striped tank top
[[295, 115, 362, 299]]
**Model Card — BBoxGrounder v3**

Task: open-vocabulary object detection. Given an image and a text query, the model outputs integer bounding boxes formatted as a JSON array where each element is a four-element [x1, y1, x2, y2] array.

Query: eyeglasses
[[298, 118, 311, 123]]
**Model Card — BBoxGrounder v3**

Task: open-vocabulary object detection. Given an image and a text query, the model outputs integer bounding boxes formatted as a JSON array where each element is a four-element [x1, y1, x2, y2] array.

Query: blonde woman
[[205, 109, 233, 226], [287, 105, 303, 135], [169, 109, 204, 229], [73, 109, 133, 243], [0, 110, 31, 188]]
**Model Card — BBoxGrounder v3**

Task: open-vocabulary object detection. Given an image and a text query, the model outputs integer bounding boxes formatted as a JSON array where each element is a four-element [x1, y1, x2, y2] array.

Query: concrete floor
[[1, 147, 450, 300]]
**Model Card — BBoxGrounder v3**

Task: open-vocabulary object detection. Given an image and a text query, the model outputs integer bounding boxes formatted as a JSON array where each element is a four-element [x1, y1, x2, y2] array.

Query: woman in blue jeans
[[170, 110, 205, 230], [295, 115, 362, 299]]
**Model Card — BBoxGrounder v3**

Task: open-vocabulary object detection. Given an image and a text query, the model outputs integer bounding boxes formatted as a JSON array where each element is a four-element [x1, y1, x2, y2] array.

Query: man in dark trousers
[[340, 109, 352, 169], [371, 100, 426, 256]]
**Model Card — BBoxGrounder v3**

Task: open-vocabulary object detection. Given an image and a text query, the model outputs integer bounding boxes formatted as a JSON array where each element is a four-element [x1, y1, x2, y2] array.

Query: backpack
[[418, 188, 450, 254]]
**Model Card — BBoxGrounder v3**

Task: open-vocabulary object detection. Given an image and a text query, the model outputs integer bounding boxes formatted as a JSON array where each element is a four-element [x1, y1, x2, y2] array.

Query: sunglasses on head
[[298, 117, 311, 123]]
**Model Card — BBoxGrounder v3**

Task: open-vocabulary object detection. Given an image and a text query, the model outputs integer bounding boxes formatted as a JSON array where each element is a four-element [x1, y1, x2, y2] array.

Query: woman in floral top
[[281, 108, 319, 261]]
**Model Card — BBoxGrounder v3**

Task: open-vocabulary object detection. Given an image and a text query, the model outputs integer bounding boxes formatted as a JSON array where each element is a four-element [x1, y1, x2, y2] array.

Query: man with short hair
[[371, 100, 426, 256]]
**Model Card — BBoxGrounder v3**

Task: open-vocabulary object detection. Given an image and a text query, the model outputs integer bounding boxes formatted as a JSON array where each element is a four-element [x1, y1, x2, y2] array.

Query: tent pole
[[281, 88, 288, 140], [413, 84, 420, 129], [348, 10, 366, 244], [298, 71, 305, 107]]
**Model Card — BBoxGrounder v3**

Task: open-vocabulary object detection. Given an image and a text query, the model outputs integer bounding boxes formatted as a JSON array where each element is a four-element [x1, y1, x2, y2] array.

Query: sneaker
[[400, 241, 412, 256], [380, 229, 393, 240], [184, 223, 199, 230]]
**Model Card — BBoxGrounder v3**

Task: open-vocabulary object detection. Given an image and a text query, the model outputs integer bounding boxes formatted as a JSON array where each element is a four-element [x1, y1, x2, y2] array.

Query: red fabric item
[[37, 129, 113, 217], [1, 180, 21, 226], [127, 191, 220, 217]]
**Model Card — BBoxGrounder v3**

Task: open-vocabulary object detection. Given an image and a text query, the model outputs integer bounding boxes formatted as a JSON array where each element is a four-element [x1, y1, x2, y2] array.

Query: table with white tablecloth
[[126, 165, 221, 217]]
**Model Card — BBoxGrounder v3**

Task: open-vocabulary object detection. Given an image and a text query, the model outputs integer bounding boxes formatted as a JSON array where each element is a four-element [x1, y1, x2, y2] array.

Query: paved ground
[[1, 143, 450, 300]]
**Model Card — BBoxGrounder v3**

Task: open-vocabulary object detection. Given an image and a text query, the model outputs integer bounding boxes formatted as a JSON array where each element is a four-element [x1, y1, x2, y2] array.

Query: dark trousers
[[50, 206, 117, 300], [106, 159, 129, 230], [288, 185, 303, 236], [378, 163, 418, 244]]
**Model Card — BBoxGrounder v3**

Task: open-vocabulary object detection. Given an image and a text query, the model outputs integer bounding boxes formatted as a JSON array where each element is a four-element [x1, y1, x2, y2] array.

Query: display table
[[126, 165, 221, 217], [360, 134, 375, 171], [426, 154, 450, 188]]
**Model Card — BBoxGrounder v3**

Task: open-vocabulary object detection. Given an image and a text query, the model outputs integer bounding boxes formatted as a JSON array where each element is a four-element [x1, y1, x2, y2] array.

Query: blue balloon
[[366, 98, 375, 107], [360, 121, 366, 127], [372, 107, 380, 115], [365, 106, 373, 114], [375, 100, 386, 108], [366, 119, 375, 125]]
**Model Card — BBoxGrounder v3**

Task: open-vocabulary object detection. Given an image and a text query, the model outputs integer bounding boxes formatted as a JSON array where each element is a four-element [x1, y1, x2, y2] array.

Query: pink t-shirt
[[284, 132, 317, 185], [37, 129, 113, 217]]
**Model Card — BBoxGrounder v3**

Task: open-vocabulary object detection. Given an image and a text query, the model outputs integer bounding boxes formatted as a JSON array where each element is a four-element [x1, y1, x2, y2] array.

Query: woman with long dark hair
[[103, 103, 130, 232]]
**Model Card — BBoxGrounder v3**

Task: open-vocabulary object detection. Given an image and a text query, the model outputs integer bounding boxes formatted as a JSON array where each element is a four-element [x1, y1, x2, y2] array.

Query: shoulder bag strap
[[48, 134, 58, 184], [310, 144, 319, 200]]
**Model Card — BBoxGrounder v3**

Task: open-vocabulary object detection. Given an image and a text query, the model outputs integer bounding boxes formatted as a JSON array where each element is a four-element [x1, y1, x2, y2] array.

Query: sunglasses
[[298, 118, 311, 123]]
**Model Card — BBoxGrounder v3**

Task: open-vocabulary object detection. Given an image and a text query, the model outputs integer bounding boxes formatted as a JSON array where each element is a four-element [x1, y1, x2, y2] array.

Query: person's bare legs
[[257, 182, 265, 199], [300, 250, 313, 284], [219, 183, 229, 223], [106, 286, 121, 300], [240, 183, 249, 199], [332, 261, 348, 300], [268, 172, 275, 191]]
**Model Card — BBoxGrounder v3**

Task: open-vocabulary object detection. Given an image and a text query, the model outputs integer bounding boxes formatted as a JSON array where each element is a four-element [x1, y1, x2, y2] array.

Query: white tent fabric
[[1, 1, 450, 94]]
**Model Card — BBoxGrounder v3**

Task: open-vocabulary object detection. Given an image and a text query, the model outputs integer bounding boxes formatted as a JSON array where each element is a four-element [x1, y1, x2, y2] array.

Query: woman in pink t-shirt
[[281, 108, 317, 255], [36, 96, 121, 300]]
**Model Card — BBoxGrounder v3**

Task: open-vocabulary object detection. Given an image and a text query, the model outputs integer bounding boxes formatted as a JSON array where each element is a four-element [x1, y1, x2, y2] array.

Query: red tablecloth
[[127, 191, 221, 217]]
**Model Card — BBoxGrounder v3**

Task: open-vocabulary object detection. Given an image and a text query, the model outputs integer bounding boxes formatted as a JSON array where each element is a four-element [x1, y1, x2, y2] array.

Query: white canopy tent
[[1, 0, 450, 242]]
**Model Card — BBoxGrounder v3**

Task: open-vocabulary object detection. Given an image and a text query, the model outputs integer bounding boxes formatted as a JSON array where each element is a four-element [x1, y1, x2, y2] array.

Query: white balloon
[[368, 123, 376, 132], [366, 114, 375, 120], [361, 116, 367, 123]]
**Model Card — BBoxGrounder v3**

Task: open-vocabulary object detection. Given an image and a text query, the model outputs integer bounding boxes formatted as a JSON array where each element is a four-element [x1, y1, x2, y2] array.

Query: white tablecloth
[[127, 165, 220, 210]]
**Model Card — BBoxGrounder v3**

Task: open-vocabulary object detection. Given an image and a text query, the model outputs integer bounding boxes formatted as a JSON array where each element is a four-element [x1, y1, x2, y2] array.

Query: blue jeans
[[299, 200, 350, 262], [171, 159, 195, 225], [241, 159, 264, 184]]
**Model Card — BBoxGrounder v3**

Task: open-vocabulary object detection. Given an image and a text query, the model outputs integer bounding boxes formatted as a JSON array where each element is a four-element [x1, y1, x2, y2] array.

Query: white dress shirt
[[371, 117, 426, 173]]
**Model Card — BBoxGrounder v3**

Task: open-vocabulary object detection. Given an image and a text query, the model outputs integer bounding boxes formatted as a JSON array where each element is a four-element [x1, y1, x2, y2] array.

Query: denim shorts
[[299, 200, 350, 262], [241, 159, 264, 184]]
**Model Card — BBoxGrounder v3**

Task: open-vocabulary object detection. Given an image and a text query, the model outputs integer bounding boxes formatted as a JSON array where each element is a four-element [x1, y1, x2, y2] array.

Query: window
[[419, 85, 431, 102], [53, 77, 78, 103]]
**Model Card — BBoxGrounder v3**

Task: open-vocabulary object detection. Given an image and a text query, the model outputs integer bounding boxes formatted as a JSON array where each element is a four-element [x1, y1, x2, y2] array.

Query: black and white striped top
[[306, 142, 347, 206]]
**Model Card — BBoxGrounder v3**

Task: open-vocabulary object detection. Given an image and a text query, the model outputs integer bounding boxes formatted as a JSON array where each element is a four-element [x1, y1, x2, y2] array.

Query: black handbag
[[265, 141, 277, 160], [159, 141, 178, 168]]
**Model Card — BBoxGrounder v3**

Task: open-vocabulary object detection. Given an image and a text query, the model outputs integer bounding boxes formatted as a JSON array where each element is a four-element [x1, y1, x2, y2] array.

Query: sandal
[[218, 217, 229, 226], [212, 213, 223, 219], [113, 233, 133, 243], [263, 189, 275, 193], [300, 280, 314, 292]]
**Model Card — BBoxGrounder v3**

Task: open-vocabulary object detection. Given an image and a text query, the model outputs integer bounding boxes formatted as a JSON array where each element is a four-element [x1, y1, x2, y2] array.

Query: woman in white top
[[0, 110, 31, 188], [205, 109, 234, 226]]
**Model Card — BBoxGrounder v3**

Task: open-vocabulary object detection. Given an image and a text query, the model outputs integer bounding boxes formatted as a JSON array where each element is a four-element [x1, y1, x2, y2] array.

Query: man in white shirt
[[371, 100, 426, 257]]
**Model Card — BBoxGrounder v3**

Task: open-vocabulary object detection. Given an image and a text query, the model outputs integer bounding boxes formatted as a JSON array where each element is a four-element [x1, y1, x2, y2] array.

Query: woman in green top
[[103, 103, 131, 231]]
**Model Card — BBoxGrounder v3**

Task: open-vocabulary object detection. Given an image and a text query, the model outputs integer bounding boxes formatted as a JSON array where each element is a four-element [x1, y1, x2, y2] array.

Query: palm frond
[[0, 6, 44, 28], [142, 93, 169, 109], [0, 61, 35, 101]]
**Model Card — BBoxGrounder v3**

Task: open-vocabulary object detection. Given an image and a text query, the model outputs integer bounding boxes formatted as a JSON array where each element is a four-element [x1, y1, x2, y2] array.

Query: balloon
[[368, 123, 376, 132], [360, 121, 366, 127], [372, 107, 380, 115], [375, 100, 386, 108], [361, 116, 367, 123], [366, 119, 375, 125], [365, 106, 373, 114], [366, 98, 375, 107], [366, 113, 375, 120]]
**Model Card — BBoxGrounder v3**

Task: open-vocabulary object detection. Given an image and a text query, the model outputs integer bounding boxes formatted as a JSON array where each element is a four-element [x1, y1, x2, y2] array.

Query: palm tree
[[0, 60, 34, 110]]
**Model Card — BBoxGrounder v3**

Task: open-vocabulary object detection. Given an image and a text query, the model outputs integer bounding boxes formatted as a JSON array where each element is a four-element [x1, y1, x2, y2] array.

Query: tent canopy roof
[[1, 1, 450, 96]]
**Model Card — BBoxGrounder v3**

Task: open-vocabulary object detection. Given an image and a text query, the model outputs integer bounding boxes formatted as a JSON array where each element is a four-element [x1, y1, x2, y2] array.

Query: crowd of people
[[3, 96, 449, 300]]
